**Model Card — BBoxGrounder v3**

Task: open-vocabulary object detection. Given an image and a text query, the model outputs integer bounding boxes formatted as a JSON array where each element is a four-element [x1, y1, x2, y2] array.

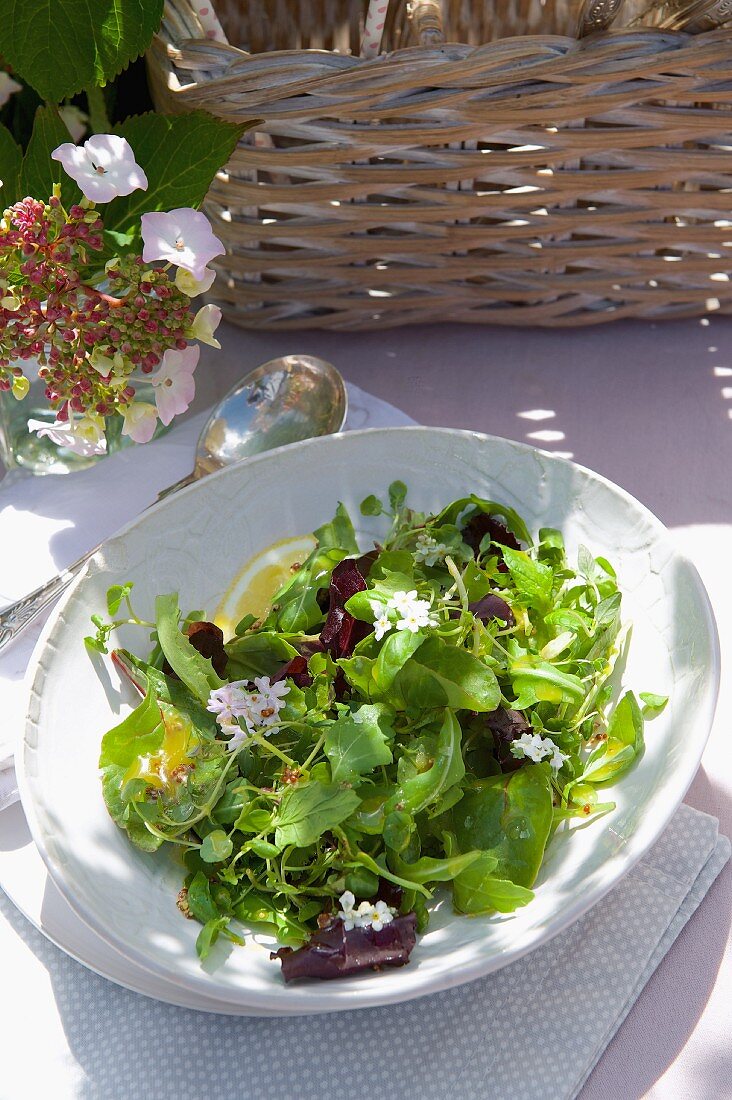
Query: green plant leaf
[[17, 106, 80, 206], [313, 502, 359, 554], [225, 632, 298, 682], [273, 780, 360, 849], [390, 850, 485, 885], [99, 686, 164, 768], [324, 703, 395, 784], [392, 636, 500, 712], [453, 858, 535, 914], [0, 0, 165, 104], [450, 765, 553, 887], [501, 546, 553, 612], [155, 593, 224, 704], [0, 125, 23, 205], [387, 709, 465, 816], [102, 111, 244, 239], [200, 829, 233, 863]]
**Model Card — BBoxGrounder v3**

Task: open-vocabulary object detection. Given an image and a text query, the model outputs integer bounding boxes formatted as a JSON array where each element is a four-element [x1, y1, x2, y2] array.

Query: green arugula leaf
[[501, 546, 553, 612], [313, 502, 359, 554], [453, 859, 535, 914], [576, 691, 644, 786], [155, 593, 223, 704], [274, 781, 360, 849], [324, 703, 395, 784], [99, 687, 164, 769], [450, 765, 553, 887], [390, 850, 484, 885], [200, 830, 233, 864], [0, 0, 165, 104], [393, 636, 500, 712], [225, 632, 298, 681], [387, 710, 465, 816]]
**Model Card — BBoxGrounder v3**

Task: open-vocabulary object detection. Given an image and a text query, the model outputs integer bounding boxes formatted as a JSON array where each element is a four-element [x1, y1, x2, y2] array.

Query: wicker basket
[[148, 1, 732, 330]]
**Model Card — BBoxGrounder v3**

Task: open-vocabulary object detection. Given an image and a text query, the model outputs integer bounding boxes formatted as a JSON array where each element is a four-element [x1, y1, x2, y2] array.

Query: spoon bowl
[[195, 355, 347, 478]]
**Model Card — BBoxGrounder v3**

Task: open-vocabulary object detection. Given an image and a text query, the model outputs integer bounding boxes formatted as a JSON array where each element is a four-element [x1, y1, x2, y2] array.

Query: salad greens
[[90, 484, 666, 977]]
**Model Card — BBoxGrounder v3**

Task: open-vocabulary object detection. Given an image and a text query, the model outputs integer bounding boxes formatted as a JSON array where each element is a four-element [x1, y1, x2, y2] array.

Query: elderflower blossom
[[510, 732, 569, 772], [355, 900, 396, 932], [337, 892, 396, 932], [378, 594, 435, 638], [207, 676, 290, 751], [414, 532, 449, 567], [337, 890, 358, 931], [52, 135, 148, 203], [370, 600, 392, 641]]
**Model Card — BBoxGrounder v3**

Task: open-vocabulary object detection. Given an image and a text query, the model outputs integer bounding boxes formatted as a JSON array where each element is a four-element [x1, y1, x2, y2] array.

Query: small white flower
[[338, 890, 358, 931], [510, 732, 551, 764], [414, 533, 449, 568], [373, 612, 392, 642], [151, 345, 199, 426], [249, 675, 289, 726], [51, 135, 148, 203], [548, 744, 569, 772], [396, 596, 437, 633], [353, 899, 396, 931], [224, 722, 251, 754], [387, 590, 418, 615], [141, 207, 225, 281], [186, 303, 222, 348], [207, 682, 253, 728]]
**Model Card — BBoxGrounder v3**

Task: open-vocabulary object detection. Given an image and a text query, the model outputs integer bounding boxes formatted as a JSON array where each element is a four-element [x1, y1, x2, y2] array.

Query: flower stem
[[85, 86, 111, 134]]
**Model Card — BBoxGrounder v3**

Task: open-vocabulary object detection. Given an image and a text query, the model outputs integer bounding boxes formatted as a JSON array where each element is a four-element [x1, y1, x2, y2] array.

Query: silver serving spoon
[[0, 355, 347, 653]]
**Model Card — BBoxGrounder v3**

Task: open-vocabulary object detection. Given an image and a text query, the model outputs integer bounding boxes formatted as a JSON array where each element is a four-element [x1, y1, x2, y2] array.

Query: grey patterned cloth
[[0, 803, 727, 1100]]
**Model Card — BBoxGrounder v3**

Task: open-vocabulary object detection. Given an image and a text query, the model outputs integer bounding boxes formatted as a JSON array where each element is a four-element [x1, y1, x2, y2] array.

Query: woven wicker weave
[[149, 0, 732, 329]]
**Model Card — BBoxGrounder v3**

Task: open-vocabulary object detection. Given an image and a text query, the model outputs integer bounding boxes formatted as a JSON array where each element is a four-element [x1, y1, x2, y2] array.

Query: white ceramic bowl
[[19, 428, 719, 1015]]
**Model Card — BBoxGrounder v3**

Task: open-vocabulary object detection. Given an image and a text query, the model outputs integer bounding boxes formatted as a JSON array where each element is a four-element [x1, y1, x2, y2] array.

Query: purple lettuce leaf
[[272, 912, 417, 982], [320, 558, 372, 658]]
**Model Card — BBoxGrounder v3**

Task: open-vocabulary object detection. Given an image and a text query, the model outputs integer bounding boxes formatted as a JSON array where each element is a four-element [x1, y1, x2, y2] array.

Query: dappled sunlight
[[516, 406, 574, 460]]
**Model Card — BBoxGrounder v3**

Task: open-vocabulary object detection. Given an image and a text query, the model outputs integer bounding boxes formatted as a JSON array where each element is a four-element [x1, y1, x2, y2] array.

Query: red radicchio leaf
[[462, 513, 522, 571], [272, 655, 312, 688], [484, 707, 532, 772], [272, 912, 417, 982], [319, 558, 372, 658], [162, 620, 228, 679], [469, 594, 515, 628]]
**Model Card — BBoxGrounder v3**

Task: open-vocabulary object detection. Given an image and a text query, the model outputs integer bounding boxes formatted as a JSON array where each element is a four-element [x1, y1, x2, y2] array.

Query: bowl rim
[[17, 426, 721, 1014]]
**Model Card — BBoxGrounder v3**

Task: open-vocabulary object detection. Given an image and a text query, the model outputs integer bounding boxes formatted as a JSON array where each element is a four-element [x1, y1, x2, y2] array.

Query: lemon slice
[[214, 535, 316, 637]]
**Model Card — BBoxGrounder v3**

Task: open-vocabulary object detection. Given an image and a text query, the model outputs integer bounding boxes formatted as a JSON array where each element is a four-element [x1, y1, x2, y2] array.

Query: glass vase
[[0, 371, 168, 475]]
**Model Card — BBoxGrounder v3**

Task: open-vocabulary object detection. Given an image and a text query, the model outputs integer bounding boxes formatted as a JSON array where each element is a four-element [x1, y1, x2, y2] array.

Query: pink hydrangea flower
[[187, 303, 222, 348], [121, 401, 158, 444], [51, 135, 148, 203], [140, 208, 225, 281], [151, 344, 199, 426], [0, 72, 22, 109], [175, 266, 216, 297], [27, 416, 106, 457]]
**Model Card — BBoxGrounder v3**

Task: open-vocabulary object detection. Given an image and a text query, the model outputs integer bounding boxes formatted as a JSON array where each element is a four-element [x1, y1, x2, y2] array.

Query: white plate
[[18, 428, 720, 1015]]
